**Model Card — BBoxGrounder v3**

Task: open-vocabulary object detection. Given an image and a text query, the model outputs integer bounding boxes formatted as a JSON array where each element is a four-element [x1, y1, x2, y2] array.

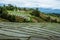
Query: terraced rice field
[[8, 11, 32, 21], [0, 22, 60, 40]]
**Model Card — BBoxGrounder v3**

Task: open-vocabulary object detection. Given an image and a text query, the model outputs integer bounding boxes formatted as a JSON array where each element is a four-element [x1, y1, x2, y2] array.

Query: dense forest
[[0, 4, 60, 23]]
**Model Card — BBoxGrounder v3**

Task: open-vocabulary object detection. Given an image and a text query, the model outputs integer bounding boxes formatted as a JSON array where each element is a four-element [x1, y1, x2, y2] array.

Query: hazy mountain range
[[39, 8, 60, 14], [0, 3, 4, 6]]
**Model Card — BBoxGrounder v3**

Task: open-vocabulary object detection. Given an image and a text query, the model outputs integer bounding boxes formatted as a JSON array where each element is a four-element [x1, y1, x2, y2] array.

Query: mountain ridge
[[39, 8, 60, 14]]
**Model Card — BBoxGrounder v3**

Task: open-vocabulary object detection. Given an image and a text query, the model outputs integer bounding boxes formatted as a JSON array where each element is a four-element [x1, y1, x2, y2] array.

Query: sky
[[0, 0, 60, 9]]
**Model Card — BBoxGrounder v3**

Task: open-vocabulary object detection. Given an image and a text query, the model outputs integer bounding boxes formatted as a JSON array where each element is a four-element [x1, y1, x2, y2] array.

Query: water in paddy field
[[0, 22, 60, 40]]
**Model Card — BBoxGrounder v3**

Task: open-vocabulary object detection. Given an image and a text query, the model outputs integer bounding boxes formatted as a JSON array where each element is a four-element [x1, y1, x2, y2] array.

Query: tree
[[6, 14, 15, 22], [18, 7, 21, 10], [23, 8, 27, 11], [9, 15, 15, 22], [7, 4, 14, 10], [30, 8, 40, 17], [0, 6, 3, 14], [54, 19, 57, 23], [46, 16, 51, 22], [0, 6, 8, 18]]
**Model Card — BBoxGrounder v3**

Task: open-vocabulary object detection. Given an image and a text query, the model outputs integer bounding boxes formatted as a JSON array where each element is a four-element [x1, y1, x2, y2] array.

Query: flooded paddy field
[[0, 22, 60, 40]]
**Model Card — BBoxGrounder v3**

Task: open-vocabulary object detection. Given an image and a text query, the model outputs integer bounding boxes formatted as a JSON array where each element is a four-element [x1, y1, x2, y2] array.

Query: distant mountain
[[0, 3, 4, 6], [39, 8, 60, 14]]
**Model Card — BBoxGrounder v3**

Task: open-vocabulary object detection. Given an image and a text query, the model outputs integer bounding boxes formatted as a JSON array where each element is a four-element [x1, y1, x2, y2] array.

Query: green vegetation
[[0, 4, 60, 23], [30, 8, 40, 17], [0, 18, 9, 22]]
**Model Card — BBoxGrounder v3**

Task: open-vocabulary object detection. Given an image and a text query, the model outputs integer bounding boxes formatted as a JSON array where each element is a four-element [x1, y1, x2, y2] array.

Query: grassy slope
[[8, 10, 46, 22], [47, 14, 60, 22], [1, 10, 59, 23], [8, 11, 32, 21], [0, 18, 9, 22]]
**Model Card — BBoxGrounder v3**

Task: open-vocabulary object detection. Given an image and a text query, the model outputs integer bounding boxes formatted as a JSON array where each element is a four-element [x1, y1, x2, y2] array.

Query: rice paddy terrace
[[0, 22, 60, 40], [8, 11, 32, 21]]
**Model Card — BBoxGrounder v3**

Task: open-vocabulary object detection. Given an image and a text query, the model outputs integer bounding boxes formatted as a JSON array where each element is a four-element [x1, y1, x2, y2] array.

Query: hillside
[[0, 18, 9, 22], [0, 4, 60, 23], [0, 10, 60, 23], [2, 10, 60, 23]]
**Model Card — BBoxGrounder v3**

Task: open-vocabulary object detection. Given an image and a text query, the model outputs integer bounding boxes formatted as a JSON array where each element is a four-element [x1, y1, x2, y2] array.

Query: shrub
[[30, 8, 40, 17]]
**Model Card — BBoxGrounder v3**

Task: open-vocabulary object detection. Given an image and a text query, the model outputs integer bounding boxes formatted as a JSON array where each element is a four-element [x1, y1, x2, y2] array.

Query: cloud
[[0, 0, 60, 9]]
